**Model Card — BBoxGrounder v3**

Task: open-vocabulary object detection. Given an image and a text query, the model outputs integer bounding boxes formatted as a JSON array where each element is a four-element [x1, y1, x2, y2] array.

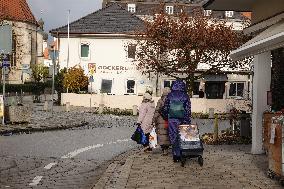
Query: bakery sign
[[97, 65, 137, 74]]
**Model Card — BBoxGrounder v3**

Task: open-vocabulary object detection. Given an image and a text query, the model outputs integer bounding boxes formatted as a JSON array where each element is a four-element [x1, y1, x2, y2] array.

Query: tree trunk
[[186, 74, 195, 97]]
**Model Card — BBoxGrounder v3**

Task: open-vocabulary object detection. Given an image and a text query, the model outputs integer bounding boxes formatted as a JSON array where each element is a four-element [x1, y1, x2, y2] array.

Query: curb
[[92, 150, 139, 189], [0, 121, 89, 136], [92, 156, 134, 189]]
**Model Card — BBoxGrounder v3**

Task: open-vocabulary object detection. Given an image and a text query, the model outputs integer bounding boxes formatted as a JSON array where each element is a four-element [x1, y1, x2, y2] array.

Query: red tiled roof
[[0, 0, 37, 25]]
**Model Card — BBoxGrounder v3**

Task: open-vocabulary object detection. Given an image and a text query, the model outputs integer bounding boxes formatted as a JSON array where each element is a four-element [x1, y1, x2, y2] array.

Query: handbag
[[131, 124, 147, 145]]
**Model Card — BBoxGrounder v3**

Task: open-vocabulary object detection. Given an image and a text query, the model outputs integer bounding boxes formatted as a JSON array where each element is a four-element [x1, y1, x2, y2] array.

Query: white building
[[51, 3, 153, 96], [51, 3, 251, 102]]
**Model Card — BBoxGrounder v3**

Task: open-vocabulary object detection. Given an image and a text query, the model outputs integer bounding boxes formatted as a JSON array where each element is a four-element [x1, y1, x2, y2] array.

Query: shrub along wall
[[0, 82, 52, 95]]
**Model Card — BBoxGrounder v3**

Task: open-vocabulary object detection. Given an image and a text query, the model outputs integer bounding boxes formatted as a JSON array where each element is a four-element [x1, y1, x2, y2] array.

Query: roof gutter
[[50, 32, 138, 38]]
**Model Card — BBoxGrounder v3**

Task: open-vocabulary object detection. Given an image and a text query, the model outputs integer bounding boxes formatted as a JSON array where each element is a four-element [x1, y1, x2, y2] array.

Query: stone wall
[[5, 20, 44, 84]]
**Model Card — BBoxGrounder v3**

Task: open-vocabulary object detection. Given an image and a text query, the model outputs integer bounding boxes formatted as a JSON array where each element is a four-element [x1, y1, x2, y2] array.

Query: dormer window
[[166, 6, 174, 15], [204, 10, 212, 17], [225, 11, 234, 18], [128, 4, 136, 13]]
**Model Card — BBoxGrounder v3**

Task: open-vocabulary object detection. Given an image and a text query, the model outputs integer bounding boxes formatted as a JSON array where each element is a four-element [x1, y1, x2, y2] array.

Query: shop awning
[[204, 74, 228, 82], [230, 20, 284, 61]]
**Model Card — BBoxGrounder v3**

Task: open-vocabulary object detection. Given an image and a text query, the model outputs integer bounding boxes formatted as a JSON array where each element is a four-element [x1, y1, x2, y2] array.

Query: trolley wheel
[[181, 157, 186, 167], [280, 179, 284, 186], [198, 156, 203, 167], [267, 169, 275, 179]]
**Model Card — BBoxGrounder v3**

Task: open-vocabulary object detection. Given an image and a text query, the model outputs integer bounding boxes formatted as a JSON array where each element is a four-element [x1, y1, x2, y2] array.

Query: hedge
[[0, 81, 52, 94]]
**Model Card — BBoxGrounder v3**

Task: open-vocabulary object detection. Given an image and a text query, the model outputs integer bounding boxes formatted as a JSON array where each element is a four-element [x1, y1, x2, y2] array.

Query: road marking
[[44, 162, 57, 170], [61, 144, 104, 159], [29, 176, 43, 186], [117, 139, 130, 143], [61, 138, 130, 159]]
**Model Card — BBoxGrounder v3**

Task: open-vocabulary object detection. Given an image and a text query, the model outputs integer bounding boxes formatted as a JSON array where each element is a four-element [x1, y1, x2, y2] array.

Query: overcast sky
[[27, 0, 102, 41]]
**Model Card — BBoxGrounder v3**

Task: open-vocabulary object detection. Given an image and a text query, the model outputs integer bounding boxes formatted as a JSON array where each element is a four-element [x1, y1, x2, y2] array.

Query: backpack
[[168, 100, 185, 119]]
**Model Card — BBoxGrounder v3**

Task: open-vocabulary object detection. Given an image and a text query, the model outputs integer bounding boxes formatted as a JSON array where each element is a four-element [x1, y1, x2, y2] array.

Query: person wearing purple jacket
[[162, 80, 191, 162]]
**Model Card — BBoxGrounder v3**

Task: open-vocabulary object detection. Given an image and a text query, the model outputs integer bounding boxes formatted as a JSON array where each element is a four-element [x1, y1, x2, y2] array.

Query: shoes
[[173, 156, 181, 162], [162, 149, 168, 156], [143, 146, 152, 153]]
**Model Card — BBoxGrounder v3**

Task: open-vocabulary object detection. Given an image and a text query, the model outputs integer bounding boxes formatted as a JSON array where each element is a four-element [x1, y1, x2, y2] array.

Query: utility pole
[[0, 23, 12, 126], [66, 10, 70, 93], [49, 45, 58, 116]]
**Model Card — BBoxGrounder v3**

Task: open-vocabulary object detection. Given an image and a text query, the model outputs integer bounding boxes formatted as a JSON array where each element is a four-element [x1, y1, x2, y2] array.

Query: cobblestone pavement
[[0, 103, 136, 135], [94, 145, 282, 189]]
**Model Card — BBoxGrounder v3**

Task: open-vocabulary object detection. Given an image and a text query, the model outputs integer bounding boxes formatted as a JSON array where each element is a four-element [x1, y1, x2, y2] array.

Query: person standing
[[137, 92, 156, 152], [153, 87, 171, 156], [162, 80, 191, 162]]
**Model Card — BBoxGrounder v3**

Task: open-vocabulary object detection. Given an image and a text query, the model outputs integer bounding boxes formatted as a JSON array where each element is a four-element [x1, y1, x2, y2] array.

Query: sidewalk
[[93, 145, 282, 189]]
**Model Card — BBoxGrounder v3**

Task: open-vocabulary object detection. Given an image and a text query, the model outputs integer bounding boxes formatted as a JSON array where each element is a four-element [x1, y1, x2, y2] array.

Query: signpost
[[0, 23, 12, 126], [1, 55, 10, 126], [48, 47, 58, 116], [88, 64, 95, 111], [89, 75, 94, 111], [0, 95, 4, 125]]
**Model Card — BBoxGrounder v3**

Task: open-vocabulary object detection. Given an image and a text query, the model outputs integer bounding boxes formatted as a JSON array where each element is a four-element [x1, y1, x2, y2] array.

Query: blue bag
[[131, 125, 147, 145]]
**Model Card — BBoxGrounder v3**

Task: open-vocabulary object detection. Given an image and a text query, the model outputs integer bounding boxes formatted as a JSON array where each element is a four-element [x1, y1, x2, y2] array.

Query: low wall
[[61, 93, 251, 113]]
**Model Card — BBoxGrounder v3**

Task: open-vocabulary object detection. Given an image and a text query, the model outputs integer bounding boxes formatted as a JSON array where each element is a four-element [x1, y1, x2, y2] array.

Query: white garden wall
[[61, 93, 251, 113]]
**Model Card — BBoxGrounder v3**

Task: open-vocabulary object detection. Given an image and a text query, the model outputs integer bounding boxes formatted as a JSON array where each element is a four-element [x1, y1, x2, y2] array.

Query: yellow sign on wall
[[88, 63, 96, 76]]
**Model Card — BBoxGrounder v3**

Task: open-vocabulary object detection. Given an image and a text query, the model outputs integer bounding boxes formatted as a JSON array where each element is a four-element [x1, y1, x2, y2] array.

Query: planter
[[5, 105, 32, 124]]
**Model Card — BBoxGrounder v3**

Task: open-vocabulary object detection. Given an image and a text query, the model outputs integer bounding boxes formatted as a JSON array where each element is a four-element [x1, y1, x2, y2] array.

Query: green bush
[[0, 82, 52, 94]]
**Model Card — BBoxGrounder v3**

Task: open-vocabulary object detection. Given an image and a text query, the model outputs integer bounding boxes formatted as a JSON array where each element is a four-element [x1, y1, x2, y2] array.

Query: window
[[193, 82, 200, 95], [166, 6, 174, 15], [101, 79, 112, 93], [163, 80, 174, 88], [128, 45, 136, 59], [205, 82, 225, 99], [225, 11, 234, 18], [204, 10, 212, 17], [128, 4, 136, 13], [229, 82, 244, 97], [81, 44, 89, 58], [126, 80, 135, 94], [11, 34, 16, 67]]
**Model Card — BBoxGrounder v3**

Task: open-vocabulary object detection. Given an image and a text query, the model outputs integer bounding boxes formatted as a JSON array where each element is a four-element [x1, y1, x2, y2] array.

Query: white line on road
[[44, 162, 57, 170], [61, 138, 130, 159], [29, 176, 43, 186], [117, 139, 130, 143], [61, 144, 104, 159]]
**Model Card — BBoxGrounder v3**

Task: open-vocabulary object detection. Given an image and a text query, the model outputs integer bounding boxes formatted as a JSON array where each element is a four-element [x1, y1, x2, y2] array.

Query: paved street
[[0, 118, 138, 189]]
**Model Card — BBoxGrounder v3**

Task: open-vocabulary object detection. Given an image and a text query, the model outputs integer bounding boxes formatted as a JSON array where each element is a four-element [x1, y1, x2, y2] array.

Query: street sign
[[2, 61, 10, 67], [89, 75, 94, 82]]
